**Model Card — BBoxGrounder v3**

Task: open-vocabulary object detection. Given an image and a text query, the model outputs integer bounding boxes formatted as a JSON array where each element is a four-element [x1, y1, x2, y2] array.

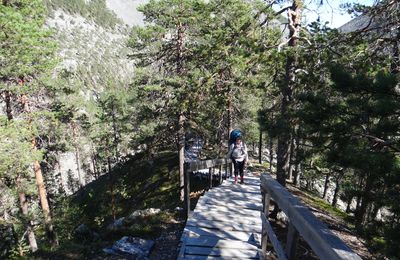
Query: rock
[[277, 211, 289, 223], [126, 208, 161, 223], [103, 236, 154, 259], [106, 217, 125, 231], [74, 224, 100, 241], [175, 207, 184, 212]]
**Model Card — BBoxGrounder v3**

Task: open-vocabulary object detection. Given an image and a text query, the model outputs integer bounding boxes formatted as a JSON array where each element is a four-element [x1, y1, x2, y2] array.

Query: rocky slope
[[45, 0, 145, 194]]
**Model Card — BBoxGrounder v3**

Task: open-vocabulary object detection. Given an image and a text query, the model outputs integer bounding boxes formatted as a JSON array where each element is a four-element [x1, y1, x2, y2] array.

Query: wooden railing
[[183, 158, 232, 217], [260, 173, 361, 260]]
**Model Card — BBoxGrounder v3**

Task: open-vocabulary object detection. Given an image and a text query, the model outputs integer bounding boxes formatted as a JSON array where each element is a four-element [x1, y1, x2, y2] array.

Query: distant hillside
[[44, 0, 141, 194], [106, 0, 146, 26]]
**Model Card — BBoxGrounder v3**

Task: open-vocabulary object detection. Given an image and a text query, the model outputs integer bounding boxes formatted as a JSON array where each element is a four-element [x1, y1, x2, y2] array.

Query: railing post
[[286, 221, 299, 260], [224, 159, 228, 180], [209, 167, 212, 189], [263, 189, 271, 217], [261, 189, 269, 258], [184, 162, 190, 218]]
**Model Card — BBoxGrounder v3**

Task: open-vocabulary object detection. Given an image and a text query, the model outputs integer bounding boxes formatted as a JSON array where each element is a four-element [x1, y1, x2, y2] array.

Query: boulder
[[103, 236, 154, 259], [125, 208, 161, 223], [106, 217, 125, 232], [74, 224, 100, 241]]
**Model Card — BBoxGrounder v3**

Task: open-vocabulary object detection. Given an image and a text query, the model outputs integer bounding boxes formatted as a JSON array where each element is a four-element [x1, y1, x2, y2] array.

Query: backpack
[[229, 129, 242, 147]]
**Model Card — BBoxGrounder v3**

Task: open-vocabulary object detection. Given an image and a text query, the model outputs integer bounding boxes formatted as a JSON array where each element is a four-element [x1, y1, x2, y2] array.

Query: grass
[[300, 190, 352, 222]]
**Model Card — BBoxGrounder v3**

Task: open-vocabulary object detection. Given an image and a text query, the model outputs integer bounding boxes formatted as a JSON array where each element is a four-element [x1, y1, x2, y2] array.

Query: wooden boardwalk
[[178, 172, 263, 259]]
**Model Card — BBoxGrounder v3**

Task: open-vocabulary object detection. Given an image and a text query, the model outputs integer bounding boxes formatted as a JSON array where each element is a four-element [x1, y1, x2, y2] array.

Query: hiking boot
[[234, 176, 238, 184], [240, 176, 244, 184]]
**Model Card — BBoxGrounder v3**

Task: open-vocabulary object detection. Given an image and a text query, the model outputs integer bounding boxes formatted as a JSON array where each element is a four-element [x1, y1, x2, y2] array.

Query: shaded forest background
[[0, 0, 399, 258]]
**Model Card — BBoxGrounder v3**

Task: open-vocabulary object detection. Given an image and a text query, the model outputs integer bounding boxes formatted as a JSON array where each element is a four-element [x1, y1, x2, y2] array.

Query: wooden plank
[[189, 214, 261, 227], [205, 189, 262, 199], [187, 159, 231, 172], [183, 226, 260, 243], [186, 218, 261, 233], [194, 205, 261, 217], [261, 212, 288, 260], [184, 237, 259, 250], [203, 192, 261, 204], [261, 174, 361, 260], [198, 197, 262, 211], [183, 256, 250, 260], [286, 221, 299, 260], [211, 187, 261, 195], [184, 246, 261, 259]]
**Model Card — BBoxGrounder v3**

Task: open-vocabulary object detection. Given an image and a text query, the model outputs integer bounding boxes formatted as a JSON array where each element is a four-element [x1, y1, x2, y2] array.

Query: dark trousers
[[233, 160, 245, 177]]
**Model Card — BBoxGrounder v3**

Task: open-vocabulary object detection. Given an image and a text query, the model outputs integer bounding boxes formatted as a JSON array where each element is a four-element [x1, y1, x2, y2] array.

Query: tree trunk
[[288, 136, 295, 181], [355, 176, 364, 216], [227, 88, 233, 136], [390, 27, 399, 74], [178, 112, 186, 201], [258, 130, 262, 164], [322, 172, 330, 199], [71, 123, 83, 188], [276, 0, 302, 186], [33, 157, 58, 245], [4, 90, 13, 120], [17, 176, 38, 253], [355, 174, 374, 227], [107, 155, 116, 220], [21, 94, 58, 246], [111, 100, 120, 161], [292, 134, 301, 187], [332, 174, 343, 207], [269, 137, 273, 172], [345, 196, 353, 213], [92, 154, 98, 179]]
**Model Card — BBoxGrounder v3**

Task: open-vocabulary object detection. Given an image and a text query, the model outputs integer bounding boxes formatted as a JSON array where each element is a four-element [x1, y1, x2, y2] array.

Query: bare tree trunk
[[276, 0, 302, 186], [107, 155, 116, 220], [356, 174, 374, 227], [17, 176, 38, 253], [269, 137, 273, 172], [176, 21, 187, 202], [391, 27, 399, 74], [345, 197, 352, 213], [332, 172, 344, 207], [227, 89, 233, 136], [288, 136, 295, 181], [111, 100, 120, 162], [4, 90, 13, 120], [323, 172, 330, 199], [292, 132, 301, 187], [33, 157, 58, 245], [21, 94, 58, 246], [258, 130, 262, 164], [71, 123, 83, 188], [178, 112, 186, 201]]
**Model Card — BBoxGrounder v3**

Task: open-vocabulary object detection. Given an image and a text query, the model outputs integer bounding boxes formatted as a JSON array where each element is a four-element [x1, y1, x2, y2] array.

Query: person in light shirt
[[227, 136, 248, 184]]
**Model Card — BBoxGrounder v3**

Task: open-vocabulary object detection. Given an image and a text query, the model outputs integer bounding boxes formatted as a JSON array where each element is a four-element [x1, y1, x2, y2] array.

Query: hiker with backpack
[[227, 133, 248, 184]]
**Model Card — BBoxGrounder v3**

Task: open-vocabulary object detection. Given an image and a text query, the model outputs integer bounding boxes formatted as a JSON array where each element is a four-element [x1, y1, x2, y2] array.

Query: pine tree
[[1, 0, 58, 249]]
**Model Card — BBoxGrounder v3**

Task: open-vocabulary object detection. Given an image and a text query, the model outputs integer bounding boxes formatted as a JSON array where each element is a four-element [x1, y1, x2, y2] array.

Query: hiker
[[227, 136, 248, 184]]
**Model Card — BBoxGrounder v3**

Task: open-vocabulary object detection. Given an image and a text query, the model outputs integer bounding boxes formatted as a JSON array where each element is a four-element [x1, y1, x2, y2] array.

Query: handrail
[[260, 173, 361, 260], [183, 158, 232, 217]]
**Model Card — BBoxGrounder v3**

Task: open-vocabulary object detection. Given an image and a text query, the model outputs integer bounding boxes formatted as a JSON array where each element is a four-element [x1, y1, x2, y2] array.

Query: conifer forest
[[0, 0, 399, 259]]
